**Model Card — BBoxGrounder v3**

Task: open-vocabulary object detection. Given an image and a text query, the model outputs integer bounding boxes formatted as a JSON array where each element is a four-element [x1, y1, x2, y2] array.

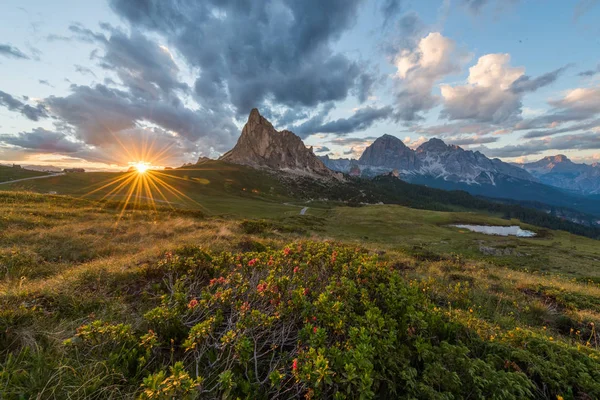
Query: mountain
[[320, 136, 600, 216], [520, 155, 600, 195], [358, 134, 419, 171], [321, 136, 533, 184], [220, 109, 338, 179]]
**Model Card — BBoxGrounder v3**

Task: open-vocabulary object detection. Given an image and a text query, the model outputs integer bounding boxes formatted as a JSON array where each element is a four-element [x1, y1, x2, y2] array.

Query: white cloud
[[393, 32, 470, 120], [440, 53, 524, 124]]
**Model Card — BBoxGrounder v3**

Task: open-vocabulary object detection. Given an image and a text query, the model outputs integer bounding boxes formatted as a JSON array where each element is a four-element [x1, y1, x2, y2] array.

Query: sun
[[130, 161, 150, 174]]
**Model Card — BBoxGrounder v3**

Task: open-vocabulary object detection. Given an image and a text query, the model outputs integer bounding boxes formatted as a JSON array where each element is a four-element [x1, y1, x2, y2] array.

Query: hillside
[[320, 136, 600, 216], [1, 191, 599, 399], [0, 165, 51, 182]]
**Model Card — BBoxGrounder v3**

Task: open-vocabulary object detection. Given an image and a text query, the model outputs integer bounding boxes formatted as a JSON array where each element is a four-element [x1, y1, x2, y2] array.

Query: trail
[[0, 173, 65, 185]]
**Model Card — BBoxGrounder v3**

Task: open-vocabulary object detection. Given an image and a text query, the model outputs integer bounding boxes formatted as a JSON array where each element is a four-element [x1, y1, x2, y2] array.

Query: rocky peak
[[219, 108, 336, 178], [416, 138, 452, 154], [358, 134, 418, 170]]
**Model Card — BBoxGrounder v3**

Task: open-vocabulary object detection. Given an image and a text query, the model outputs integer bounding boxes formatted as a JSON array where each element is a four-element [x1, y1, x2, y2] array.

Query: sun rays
[[78, 132, 209, 222]]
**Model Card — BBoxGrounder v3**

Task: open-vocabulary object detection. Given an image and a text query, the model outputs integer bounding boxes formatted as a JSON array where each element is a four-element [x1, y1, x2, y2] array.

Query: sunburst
[[78, 132, 208, 222]]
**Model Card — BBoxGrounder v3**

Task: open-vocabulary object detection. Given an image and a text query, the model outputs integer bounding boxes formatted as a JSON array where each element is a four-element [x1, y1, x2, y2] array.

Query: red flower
[[303, 288, 309, 296], [293, 266, 300, 274], [284, 247, 291, 256], [248, 258, 257, 267], [257, 283, 267, 293], [313, 327, 318, 334], [187, 299, 199, 309], [312, 316, 317, 322], [292, 358, 298, 372]]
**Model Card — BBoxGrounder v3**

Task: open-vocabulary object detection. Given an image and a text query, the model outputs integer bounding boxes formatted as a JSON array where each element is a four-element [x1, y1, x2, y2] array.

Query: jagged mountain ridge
[[519, 155, 600, 195], [321, 135, 533, 185], [220, 109, 338, 179]]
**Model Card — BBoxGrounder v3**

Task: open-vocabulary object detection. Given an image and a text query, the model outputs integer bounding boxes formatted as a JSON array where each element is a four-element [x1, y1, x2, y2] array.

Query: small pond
[[450, 224, 536, 237]]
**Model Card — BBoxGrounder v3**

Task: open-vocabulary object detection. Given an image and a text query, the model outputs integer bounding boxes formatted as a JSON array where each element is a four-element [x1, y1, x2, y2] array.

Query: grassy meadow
[[1, 167, 600, 398], [0, 165, 50, 183]]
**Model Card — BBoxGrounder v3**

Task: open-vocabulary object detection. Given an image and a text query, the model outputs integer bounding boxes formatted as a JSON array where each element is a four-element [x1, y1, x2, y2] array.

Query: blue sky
[[1, 0, 599, 170]]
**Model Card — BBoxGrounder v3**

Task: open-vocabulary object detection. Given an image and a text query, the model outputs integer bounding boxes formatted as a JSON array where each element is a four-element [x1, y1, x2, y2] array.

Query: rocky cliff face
[[358, 134, 419, 171], [323, 135, 533, 185], [220, 109, 337, 178], [521, 155, 600, 195], [414, 138, 534, 184]]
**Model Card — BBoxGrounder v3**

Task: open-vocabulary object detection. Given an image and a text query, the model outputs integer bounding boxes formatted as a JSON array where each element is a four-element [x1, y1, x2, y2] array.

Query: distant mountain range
[[519, 155, 600, 195], [216, 109, 600, 216]]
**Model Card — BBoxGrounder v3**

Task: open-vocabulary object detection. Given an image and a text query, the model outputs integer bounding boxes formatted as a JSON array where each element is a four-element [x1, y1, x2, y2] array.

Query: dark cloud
[[578, 64, 600, 77], [74, 65, 97, 78], [415, 122, 498, 137], [328, 136, 378, 146], [290, 106, 392, 137], [0, 90, 48, 121], [462, 0, 489, 14], [0, 128, 84, 154], [38, 80, 54, 87], [447, 136, 499, 146], [98, 29, 189, 99], [45, 84, 238, 151], [510, 65, 570, 93], [0, 43, 29, 59], [109, 0, 371, 114], [461, 0, 520, 14], [314, 146, 331, 153], [523, 118, 600, 139], [475, 132, 600, 158], [381, 0, 403, 28]]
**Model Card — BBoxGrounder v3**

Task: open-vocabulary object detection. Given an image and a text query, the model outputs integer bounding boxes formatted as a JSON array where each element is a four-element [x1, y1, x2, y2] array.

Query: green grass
[[1, 184, 600, 398], [0, 165, 50, 182], [324, 205, 600, 279]]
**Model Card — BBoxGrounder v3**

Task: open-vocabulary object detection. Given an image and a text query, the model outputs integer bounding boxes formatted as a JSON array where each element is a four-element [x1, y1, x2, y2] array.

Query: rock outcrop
[[220, 109, 338, 179], [358, 134, 419, 171]]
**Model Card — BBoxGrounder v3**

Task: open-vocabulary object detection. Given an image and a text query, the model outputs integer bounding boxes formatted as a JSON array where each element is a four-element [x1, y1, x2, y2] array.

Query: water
[[451, 224, 536, 237]]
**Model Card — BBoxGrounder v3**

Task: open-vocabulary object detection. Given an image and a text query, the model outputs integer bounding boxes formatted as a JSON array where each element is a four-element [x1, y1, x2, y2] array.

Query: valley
[[1, 109, 600, 399]]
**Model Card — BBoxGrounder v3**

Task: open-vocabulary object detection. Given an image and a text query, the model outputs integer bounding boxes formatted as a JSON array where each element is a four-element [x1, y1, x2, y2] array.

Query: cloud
[[510, 65, 569, 93], [461, 0, 520, 15], [578, 64, 600, 77], [414, 121, 499, 137], [98, 29, 189, 99], [573, 0, 600, 22], [549, 85, 600, 114], [393, 32, 469, 121], [109, 0, 371, 115], [0, 43, 29, 59], [45, 84, 238, 152], [328, 136, 378, 146], [475, 132, 600, 158], [381, 0, 403, 28], [523, 118, 600, 139], [314, 146, 331, 153], [441, 53, 526, 123], [38, 80, 54, 88], [290, 106, 392, 137], [74, 65, 98, 78], [446, 135, 499, 146], [0, 128, 84, 154], [0, 90, 48, 121]]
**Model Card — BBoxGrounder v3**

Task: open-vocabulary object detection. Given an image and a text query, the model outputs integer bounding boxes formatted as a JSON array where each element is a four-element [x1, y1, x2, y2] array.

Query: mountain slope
[[320, 136, 600, 216], [521, 155, 600, 195], [220, 109, 337, 179]]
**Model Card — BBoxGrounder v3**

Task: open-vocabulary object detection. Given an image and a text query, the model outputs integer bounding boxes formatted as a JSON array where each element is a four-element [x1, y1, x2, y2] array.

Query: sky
[[1, 0, 600, 170]]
